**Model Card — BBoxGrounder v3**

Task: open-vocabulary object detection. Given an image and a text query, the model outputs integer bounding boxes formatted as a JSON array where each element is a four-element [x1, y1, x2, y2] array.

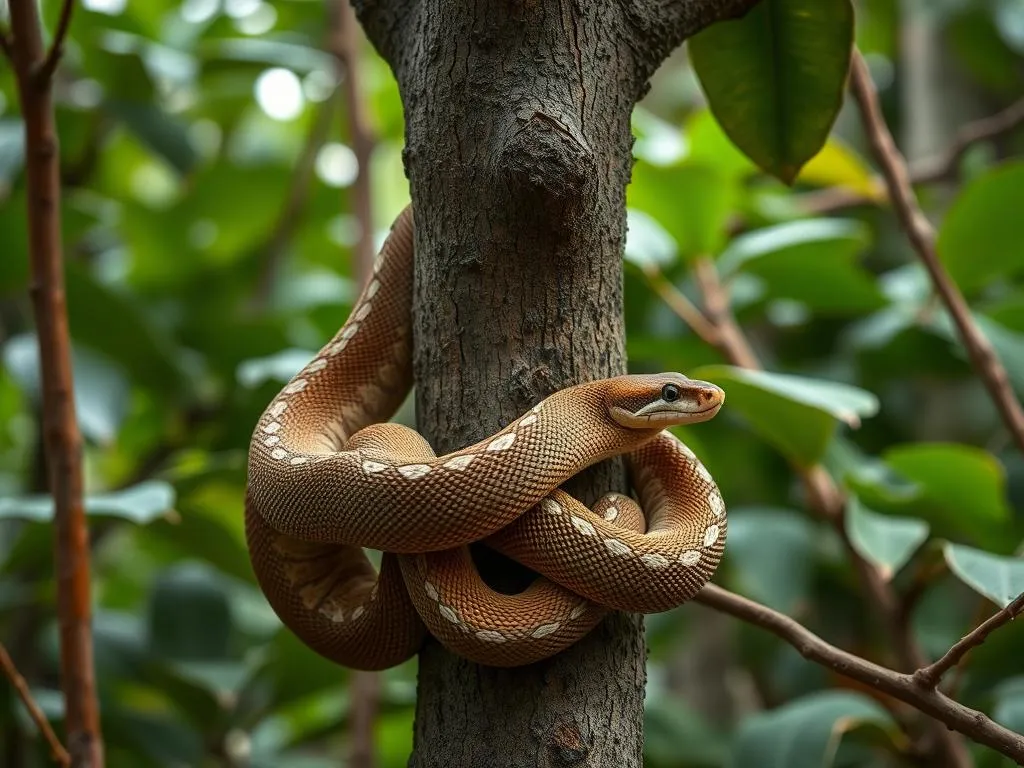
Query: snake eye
[[661, 383, 680, 402]]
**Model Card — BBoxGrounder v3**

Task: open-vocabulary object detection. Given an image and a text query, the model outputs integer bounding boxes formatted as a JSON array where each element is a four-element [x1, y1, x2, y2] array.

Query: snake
[[244, 205, 728, 670]]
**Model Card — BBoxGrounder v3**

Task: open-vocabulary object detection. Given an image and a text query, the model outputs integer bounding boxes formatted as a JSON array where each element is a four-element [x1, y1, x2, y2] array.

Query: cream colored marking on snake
[[245, 205, 728, 670]]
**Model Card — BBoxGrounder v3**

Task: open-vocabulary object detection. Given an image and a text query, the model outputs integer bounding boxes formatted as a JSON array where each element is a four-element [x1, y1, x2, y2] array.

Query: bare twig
[[329, 0, 378, 285], [328, 2, 381, 765], [692, 257, 761, 369], [0, 643, 71, 767], [37, 0, 74, 84], [7, 1, 103, 764], [638, 263, 721, 347], [914, 592, 1024, 689], [695, 584, 1024, 763], [849, 51, 1024, 457], [800, 94, 1024, 215]]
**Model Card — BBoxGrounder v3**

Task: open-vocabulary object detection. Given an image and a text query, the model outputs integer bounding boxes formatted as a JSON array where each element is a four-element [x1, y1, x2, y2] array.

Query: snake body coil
[[245, 206, 728, 669]]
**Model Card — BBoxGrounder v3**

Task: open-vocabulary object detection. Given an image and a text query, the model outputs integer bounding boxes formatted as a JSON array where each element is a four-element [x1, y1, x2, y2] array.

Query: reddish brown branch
[[638, 263, 721, 347], [329, 0, 378, 285], [914, 592, 1024, 689], [695, 585, 1024, 763], [0, 643, 71, 767], [800, 94, 1024, 215], [37, 0, 75, 84], [849, 51, 1024, 457], [6, 1, 103, 765]]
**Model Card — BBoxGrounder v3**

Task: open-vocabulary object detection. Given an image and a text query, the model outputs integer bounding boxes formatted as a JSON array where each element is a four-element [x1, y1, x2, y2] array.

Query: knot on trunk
[[501, 111, 594, 201]]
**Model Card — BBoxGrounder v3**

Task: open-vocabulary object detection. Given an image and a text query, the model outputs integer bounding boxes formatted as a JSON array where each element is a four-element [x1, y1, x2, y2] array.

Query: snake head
[[606, 373, 724, 429]]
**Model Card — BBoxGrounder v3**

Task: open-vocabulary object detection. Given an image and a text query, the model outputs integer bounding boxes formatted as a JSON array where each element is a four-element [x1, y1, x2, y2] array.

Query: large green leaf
[[2, 334, 130, 444], [628, 161, 738, 260], [846, 498, 929, 581], [692, 365, 879, 465], [689, 0, 855, 183], [884, 444, 1011, 544], [148, 563, 233, 661], [730, 691, 895, 768], [944, 543, 1024, 608], [0, 481, 176, 524], [938, 161, 1024, 293], [726, 507, 818, 612], [717, 219, 885, 313]]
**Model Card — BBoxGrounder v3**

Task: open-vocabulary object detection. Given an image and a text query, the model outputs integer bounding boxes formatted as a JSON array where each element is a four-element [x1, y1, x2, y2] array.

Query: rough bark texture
[[351, 1, 761, 764]]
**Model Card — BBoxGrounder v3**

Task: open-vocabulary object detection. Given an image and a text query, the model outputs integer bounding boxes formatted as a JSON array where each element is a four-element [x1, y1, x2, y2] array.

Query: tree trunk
[[352, 1, 761, 764]]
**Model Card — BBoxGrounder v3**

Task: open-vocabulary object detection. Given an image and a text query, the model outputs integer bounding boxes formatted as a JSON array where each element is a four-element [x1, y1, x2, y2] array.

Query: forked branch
[[695, 585, 1024, 762]]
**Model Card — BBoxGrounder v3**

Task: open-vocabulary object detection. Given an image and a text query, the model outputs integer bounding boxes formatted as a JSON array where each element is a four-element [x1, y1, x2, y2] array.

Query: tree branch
[[637, 263, 721, 347], [677, 256, 971, 766], [695, 585, 1024, 763], [6, 1, 103, 764], [849, 51, 1024, 457], [622, 0, 763, 82], [800, 94, 1024, 215], [913, 592, 1024, 689], [0, 643, 71, 767], [37, 0, 74, 85]]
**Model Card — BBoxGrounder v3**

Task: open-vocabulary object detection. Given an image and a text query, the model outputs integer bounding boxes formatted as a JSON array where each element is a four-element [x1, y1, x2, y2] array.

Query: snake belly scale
[[245, 205, 729, 669]]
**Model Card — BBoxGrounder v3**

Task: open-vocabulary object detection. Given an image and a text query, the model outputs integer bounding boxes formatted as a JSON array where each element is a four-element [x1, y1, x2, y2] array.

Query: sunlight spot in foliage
[[84, 0, 127, 15], [255, 68, 304, 121], [180, 0, 219, 24], [316, 143, 358, 188], [235, 3, 277, 35]]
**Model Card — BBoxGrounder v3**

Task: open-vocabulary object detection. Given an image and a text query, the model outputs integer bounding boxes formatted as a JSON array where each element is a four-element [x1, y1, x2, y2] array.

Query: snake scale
[[245, 205, 728, 669]]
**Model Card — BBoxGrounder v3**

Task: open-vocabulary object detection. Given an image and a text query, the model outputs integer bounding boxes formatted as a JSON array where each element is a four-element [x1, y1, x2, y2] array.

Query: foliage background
[[1, 0, 1023, 765]]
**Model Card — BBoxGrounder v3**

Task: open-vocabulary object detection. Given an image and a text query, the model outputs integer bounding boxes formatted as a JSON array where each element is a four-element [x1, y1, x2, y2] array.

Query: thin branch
[[0, 643, 71, 767], [329, 0, 378, 285], [638, 263, 721, 347], [36, 0, 74, 84], [800, 94, 1024, 215], [695, 584, 1024, 763], [913, 592, 1024, 689], [692, 257, 761, 369], [849, 51, 1024, 457], [7, 0, 103, 764]]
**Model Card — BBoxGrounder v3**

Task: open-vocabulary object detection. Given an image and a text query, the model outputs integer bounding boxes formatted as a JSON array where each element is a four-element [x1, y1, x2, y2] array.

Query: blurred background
[[1, 0, 1023, 766]]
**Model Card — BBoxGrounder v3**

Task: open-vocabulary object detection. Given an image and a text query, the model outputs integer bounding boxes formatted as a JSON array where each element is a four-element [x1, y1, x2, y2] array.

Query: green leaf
[[628, 161, 738, 260], [148, 563, 233, 661], [2, 334, 130, 443], [730, 691, 895, 768], [938, 161, 1024, 293], [885, 444, 1011, 539], [944, 543, 1024, 608], [717, 219, 885, 314], [846, 499, 929, 581], [690, 0, 855, 183], [0, 481, 176, 524], [692, 365, 879, 465], [726, 508, 818, 612]]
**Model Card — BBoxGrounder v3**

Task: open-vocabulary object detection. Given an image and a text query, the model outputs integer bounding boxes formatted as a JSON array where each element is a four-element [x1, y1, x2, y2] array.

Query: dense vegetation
[[1, 0, 1023, 766]]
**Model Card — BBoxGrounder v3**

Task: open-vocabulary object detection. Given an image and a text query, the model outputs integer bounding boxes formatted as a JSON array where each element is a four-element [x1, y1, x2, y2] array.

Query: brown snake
[[245, 206, 728, 669]]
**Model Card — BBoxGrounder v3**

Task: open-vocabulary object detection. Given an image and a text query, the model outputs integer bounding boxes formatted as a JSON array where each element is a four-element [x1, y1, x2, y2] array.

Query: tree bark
[[351, 1, 761, 764]]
